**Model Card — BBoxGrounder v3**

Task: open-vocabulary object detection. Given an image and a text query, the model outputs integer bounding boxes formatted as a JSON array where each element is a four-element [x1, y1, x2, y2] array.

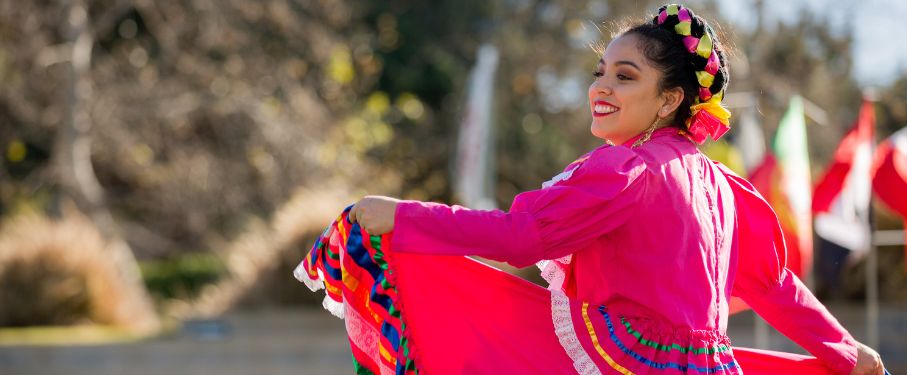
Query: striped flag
[[812, 99, 875, 258], [871, 126, 907, 272], [749, 96, 813, 277], [872, 126, 907, 218]]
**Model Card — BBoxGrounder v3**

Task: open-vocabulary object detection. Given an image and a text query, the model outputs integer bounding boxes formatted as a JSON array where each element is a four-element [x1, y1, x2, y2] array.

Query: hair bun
[[652, 4, 727, 103], [651, 4, 731, 144]]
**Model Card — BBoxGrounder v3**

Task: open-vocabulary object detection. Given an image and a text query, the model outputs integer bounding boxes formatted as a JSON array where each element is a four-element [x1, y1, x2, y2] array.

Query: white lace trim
[[542, 165, 580, 189], [294, 261, 345, 318], [551, 290, 602, 375], [322, 295, 345, 319], [293, 262, 325, 292], [536, 254, 572, 291]]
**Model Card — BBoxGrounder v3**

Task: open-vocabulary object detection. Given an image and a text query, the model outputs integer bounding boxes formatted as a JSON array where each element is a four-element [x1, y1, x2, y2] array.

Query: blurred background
[[0, 0, 905, 374]]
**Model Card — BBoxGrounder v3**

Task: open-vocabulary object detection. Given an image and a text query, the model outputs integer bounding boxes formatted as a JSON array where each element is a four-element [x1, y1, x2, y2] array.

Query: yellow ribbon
[[675, 21, 691, 35], [695, 71, 715, 87], [690, 93, 731, 126], [697, 33, 712, 59]]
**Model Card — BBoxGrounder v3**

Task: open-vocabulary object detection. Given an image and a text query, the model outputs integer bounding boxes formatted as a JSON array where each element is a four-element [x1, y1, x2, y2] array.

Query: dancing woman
[[328, 4, 884, 374]]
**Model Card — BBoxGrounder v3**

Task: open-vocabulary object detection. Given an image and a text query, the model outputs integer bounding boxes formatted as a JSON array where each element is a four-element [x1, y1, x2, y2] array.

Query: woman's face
[[588, 33, 668, 145]]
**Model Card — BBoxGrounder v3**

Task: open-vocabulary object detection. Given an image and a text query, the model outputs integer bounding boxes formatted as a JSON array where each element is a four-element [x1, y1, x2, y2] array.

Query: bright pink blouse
[[391, 127, 858, 374]]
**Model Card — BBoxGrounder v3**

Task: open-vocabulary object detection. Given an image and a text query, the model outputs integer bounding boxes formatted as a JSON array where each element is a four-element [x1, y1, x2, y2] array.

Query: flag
[[748, 96, 813, 278], [872, 126, 907, 218], [735, 104, 767, 175], [810, 100, 874, 294], [871, 126, 907, 272], [812, 99, 874, 257], [454, 44, 499, 210]]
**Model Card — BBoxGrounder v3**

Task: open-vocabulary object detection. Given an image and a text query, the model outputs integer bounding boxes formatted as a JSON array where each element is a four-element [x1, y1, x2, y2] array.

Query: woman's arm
[[717, 161, 868, 374], [388, 146, 647, 268], [733, 267, 859, 374]]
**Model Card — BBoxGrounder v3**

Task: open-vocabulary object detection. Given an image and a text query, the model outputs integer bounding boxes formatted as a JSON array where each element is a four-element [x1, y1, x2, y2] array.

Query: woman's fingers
[[850, 342, 884, 375], [346, 196, 397, 234], [349, 202, 359, 223], [350, 198, 369, 228]]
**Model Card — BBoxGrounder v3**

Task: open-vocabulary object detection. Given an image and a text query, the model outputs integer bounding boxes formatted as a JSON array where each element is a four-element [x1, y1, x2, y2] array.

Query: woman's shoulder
[[577, 144, 649, 180], [539, 144, 645, 189], [621, 129, 707, 175], [547, 131, 709, 187]]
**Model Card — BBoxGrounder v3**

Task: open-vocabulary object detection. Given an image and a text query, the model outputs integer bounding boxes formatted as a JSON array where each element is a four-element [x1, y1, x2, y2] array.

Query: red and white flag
[[871, 126, 907, 272], [812, 99, 875, 258], [872, 126, 907, 218]]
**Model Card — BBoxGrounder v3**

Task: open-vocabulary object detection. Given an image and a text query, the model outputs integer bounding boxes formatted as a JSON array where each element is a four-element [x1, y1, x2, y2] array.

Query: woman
[[339, 4, 883, 374]]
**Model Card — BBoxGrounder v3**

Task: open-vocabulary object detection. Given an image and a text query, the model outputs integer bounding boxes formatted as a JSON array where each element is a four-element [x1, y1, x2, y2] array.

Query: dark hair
[[606, 6, 730, 129]]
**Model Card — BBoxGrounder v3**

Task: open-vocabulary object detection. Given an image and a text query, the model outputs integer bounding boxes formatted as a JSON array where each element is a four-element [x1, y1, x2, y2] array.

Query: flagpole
[[867, 193, 879, 349], [754, 315, 769, 349], [865, 92, 879, 350]]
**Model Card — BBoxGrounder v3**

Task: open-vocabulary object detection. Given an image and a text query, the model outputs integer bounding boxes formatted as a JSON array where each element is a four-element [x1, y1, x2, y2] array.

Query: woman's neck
[[617, 125, 679, 148]]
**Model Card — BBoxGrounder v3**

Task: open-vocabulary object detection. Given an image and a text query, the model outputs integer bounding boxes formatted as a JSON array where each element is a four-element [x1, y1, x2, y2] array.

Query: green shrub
[[140, 252, 227, 301]]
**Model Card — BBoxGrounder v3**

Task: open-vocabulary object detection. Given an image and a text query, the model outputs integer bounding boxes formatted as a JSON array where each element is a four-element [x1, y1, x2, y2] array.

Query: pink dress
[[296, 127, 858, 374]]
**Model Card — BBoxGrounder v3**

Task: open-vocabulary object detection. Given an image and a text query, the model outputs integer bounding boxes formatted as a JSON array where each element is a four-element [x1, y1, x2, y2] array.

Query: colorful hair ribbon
[[654, 3, 732, 144], [686, 93, 731, 144]]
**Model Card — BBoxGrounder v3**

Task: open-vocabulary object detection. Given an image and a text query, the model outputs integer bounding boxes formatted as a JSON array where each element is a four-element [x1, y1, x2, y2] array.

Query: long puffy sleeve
[[717, 162, 858, 374], [390, 145, 647, 268]]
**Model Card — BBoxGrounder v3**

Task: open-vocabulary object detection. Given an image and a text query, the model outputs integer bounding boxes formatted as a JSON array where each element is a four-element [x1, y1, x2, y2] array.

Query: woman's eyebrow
[[615, 60, 640, 71], [598, 59, 641, 71]]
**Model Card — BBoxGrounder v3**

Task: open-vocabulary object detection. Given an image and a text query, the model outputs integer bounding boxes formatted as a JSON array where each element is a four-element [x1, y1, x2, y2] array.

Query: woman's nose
[[591, 82, 612, 96], [589, 79, 614, 96]]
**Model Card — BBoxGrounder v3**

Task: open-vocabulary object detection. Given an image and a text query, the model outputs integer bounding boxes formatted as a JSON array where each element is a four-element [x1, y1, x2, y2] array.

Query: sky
[[716, 0, 907, 87]]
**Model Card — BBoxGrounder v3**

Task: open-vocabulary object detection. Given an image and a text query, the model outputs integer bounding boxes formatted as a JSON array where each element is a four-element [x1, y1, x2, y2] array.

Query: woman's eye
[[617, 74, 631, 81], [592, 71, 604, 78]]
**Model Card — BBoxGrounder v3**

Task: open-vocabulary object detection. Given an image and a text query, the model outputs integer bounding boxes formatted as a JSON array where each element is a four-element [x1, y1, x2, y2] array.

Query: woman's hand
[[850, 341, 884, 375], [349, 195, 401, 235]]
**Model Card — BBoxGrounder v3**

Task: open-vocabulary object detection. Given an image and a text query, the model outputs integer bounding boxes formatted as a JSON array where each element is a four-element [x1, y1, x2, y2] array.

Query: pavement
[[0, 308, 349, 375], [0, 303, 903, 375]]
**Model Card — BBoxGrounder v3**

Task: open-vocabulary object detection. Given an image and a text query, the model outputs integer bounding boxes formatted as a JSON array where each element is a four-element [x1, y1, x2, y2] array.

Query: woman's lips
[[592, 100, 619, 117]]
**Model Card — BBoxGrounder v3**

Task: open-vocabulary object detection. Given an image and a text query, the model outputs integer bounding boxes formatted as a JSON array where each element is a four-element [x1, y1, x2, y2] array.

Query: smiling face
[[588, 33, 677, 145]]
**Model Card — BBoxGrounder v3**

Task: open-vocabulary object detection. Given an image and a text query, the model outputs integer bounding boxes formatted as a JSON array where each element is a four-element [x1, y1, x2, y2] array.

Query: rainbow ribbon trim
[[295, 205, 419, 375]]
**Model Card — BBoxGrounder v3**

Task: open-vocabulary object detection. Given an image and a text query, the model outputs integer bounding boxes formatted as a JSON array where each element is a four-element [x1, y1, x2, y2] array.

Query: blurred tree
[[0, 0, 492, 313], [0, 0, 902, 313], [1, 0, 162, 333]]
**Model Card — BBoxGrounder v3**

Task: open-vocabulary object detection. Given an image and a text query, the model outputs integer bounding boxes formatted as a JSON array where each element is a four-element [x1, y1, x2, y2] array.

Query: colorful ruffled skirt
[[294, 206, 835, 374]]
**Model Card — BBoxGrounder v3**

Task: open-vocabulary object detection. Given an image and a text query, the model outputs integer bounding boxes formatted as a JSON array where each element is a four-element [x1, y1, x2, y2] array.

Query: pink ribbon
[[687, 109, 730, 145]]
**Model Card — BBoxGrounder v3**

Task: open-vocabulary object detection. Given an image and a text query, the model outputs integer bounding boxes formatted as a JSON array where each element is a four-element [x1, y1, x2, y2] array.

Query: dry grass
[[0, 213, 133, 328], [179, 184, 352, 318]]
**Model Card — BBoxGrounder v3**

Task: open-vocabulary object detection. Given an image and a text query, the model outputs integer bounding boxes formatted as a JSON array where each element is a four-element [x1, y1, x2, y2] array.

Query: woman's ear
[[659, 87, 685, 118]]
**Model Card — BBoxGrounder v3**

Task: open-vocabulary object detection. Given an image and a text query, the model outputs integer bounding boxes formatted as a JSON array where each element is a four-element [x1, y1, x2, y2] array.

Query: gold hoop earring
[[632, 116, 664, 148]]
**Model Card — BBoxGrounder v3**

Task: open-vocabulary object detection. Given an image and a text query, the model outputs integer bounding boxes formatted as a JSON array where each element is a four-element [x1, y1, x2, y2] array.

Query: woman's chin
[[590, 124, 616, 143]]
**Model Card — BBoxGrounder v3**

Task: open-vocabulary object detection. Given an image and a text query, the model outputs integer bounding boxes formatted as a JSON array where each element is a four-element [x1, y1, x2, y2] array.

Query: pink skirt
[[295, 207, 834, 374]]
